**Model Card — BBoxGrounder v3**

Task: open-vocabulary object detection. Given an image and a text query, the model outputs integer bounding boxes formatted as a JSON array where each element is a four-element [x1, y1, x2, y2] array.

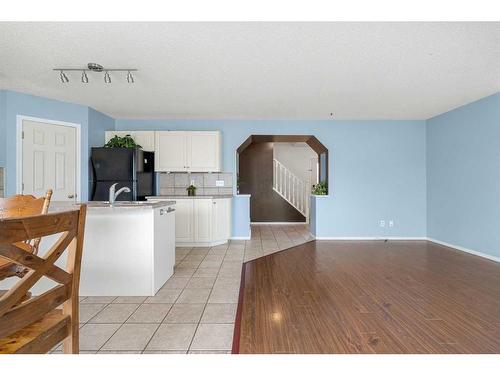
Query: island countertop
[[147, 195, 233, 200], [49, 200, 176, 212]]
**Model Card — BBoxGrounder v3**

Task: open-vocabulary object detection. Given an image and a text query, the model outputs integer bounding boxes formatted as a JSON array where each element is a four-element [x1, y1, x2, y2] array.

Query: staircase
[[272, 159, 310, 218]]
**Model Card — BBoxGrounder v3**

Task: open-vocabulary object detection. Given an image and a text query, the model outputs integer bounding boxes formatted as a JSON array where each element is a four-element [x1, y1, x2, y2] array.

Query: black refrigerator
[[90, 148, 155, 201]]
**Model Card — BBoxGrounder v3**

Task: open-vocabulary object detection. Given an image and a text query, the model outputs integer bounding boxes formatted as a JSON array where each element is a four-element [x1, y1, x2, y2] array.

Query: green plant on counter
[[312, 181, 328, 195], [187, 184, 197, 196], [104, 135, 142, 149]]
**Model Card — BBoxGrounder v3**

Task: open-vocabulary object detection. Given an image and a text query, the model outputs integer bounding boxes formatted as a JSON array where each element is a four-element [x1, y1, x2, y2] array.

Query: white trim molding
[[16, 115, 82, 202], [427, 238, 500, 263], [312, 235, 499, 263], [313, 237, 427, 241], [230, 236, 251, 241], [251, 222, 306, 225]]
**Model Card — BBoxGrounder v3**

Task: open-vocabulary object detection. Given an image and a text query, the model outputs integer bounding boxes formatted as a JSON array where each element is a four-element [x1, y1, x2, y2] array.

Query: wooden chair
[[0, 190, 53, 280], [0, 205, 87, 354]]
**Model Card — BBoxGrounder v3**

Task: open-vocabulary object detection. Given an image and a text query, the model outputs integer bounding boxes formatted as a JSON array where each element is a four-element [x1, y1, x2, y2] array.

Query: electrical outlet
[[379, 220, 386, 228], [215, 180, 225, 187], [389, 220, 394, 228]]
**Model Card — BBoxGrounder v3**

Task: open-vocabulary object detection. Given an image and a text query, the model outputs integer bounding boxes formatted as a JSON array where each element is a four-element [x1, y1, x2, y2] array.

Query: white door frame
[[16, 115, 82, 201]]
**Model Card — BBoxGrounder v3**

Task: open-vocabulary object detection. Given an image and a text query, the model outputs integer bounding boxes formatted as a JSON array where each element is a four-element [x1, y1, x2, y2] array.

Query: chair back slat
[[0, 210, 78, 244], [0, 205, 86, 354], [0, 190, 52, 219], [0, 284, 70, 339]]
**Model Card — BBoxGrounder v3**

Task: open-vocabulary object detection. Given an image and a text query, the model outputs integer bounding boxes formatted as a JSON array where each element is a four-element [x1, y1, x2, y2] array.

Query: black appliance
[[90, 148, 155, 201]]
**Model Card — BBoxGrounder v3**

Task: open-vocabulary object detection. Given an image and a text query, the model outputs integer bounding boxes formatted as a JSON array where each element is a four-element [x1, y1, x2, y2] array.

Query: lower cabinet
[[175, 199, 195, 242], [148, 197, 232, 246], [194, 199, 213, 243]]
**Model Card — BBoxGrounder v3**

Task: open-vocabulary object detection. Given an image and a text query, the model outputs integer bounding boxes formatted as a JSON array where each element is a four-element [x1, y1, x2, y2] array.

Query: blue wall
[[233, 195, 251, 238], [0, 90, 6, 167], [4, 88, 498, 252], [427, 93, 500, 259], [116, 118, 428, 238], [88, 108, 115, 150], [0, 90, 115, 200]]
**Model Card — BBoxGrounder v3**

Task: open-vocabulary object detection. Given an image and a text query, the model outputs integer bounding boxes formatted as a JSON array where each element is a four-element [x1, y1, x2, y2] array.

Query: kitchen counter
[[147, 195, 233, 199], [147, 195, 232, 247], [49, 200, 175, 212], [11, 199, 177, 297], [78, 200, 176, 296]]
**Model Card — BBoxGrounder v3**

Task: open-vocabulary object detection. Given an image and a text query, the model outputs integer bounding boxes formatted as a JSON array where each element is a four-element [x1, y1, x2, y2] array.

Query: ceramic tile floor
[[51, 224, 312, 354]]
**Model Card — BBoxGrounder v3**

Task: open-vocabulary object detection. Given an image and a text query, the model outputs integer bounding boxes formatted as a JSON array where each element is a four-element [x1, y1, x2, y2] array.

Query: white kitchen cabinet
[[174, 199, 194, 242], [154, 131, 221, 172], [105, 131, 156, 152], [188, 131, 221, 172], [155, 131, 187, 172], [212, 198, 231, 242], [147, 197, 231, 246], [194, 199, 213, 242]]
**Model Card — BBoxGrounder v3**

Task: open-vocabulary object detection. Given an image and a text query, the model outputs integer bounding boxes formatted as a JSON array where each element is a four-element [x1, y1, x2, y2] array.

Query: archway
[[236, 135, 328, 223]]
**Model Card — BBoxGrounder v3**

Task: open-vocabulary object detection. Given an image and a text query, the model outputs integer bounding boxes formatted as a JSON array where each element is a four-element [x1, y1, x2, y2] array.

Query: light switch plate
[[215, 180, 225, 187]]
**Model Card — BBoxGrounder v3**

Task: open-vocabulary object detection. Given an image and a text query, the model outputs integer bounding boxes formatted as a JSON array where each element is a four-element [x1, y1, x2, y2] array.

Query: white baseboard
[[314, 236, 427, 241], [311, 236, 499, 263], [427, 238, 500, 263], [251, 222, 306, 225], [230, 236, 251, 240], [178, 240, 228, 247]]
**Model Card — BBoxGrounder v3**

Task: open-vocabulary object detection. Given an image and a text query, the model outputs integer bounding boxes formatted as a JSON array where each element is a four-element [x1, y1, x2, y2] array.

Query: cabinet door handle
[[68, 194, 75, 199], [167, 208, 175, 213]]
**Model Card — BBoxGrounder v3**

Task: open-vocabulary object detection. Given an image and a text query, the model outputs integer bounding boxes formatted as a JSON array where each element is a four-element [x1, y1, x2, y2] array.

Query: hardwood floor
[[233, 240, 500, 353]]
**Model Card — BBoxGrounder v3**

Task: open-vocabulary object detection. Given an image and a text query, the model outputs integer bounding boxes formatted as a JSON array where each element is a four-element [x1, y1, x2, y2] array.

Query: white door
[[22, 119, 77, 201], [188, 131, 221, 172], [194, 199, 212, 242], [175, 199, 194, 242], [155, 131, 187, 172]]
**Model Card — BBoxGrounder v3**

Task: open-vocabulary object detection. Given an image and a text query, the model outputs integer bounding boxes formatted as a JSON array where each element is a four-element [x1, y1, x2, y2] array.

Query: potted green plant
[[104, 134, 142, 149], [311, 181, 328, 195], [187, 184, 197, 196]]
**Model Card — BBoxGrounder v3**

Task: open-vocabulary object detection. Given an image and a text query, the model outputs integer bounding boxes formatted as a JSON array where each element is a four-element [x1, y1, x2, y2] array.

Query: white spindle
[[271, 159, 309, 218]]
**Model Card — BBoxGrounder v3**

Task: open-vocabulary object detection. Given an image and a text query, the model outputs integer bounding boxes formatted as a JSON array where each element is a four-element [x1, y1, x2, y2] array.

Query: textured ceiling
[[0, 22, 499, 119]]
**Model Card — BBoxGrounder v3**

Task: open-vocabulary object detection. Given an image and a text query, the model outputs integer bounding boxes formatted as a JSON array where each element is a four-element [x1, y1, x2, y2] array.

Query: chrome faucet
[[109, 183, 131, 204]]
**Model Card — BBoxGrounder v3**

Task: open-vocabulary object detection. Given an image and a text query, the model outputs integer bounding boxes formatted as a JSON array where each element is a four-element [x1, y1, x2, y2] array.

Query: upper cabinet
[[155, 131, 221, 172], [105, 131, 156, 152], [155, 131, 187, 172]]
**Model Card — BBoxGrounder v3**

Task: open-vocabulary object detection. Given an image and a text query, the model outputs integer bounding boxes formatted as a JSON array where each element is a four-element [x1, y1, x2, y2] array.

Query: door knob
[[68, 194, 75, 199]]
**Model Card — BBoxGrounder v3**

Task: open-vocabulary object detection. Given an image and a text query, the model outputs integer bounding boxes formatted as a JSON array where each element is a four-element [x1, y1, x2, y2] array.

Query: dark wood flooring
[[233, 240, 500, 353]]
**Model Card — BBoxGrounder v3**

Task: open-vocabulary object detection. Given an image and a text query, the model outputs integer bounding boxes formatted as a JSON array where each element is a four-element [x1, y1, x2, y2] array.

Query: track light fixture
[[53, 63, 137, 84], [127, 70, 134, 84], [104, 71, 111, 84], [59, 70, 69, 83]]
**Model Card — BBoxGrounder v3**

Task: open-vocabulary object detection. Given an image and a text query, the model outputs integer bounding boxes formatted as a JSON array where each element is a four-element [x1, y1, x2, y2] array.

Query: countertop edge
[[147, 195, 234, 200]]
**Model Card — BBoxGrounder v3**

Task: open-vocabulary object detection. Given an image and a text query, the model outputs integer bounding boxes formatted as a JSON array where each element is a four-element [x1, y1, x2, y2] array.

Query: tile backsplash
[[0, 167, 4, 198], [159, 172, 233, 196]]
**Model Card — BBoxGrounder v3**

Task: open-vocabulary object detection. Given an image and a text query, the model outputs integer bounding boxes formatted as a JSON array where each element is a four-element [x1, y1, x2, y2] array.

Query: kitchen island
[[0, 200, 177, 297], [79, 200, 176, 296]]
